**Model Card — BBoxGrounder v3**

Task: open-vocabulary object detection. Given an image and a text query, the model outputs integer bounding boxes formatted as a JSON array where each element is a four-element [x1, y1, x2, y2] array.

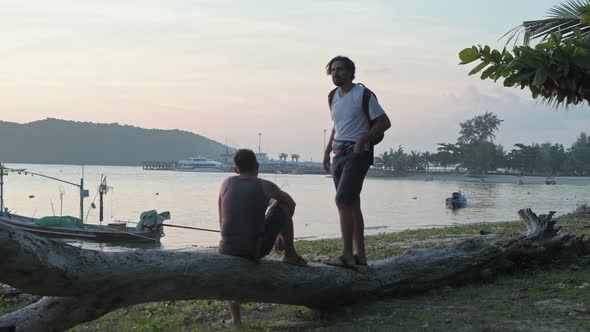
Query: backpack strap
[[358, 83, 378, 166], [358, 83, 376, 120], [328, 88, 338, 108]]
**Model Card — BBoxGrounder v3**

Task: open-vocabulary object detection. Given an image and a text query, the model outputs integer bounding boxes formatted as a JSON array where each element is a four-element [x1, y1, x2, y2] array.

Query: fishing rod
[[107, 182, 289, 235], [122, 220, 220, 233], [156, 186, 286, 234], [162, 223, 220, 233]]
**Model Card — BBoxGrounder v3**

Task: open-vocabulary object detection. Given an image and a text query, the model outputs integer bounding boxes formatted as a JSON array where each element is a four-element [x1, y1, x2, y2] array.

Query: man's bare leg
[[351, 199, 367, 264], [329, 202, 355, 266], [222, 301, 241, 329], [276, 204, 305, 263]]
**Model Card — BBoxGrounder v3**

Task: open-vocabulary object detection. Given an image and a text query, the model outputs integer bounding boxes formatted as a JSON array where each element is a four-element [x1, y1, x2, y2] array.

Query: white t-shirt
[[330, 84, 386, 142]]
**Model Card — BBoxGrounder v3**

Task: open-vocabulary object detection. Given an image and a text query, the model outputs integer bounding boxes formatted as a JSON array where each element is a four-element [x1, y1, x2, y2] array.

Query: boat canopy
[[35, 216, 83, 229]]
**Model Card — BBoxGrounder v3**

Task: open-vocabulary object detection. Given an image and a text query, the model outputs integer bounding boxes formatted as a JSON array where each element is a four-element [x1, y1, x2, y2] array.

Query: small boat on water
[[174, 157, 227, 172], [0, 211, 167, 243], [445, 192, 467, 209], [0, 164, 167, 243]]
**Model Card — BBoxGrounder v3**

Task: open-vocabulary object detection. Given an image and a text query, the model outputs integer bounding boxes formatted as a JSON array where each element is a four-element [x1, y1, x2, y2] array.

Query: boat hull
[[0, 214, 162, 243], [173, 167, 226, 173], [446, 201, 466, 209], [445, 198, 467, 209]]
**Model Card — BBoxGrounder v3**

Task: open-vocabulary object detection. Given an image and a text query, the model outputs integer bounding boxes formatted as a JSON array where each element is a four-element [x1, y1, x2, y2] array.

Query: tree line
[[374, 112, 590, 176]]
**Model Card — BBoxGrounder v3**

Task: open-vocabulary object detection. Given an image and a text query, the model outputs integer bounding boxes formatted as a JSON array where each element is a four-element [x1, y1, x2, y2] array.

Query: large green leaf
[[469, 61, 490, 75], [533, 67, 549, 87], [459, 47, 481, 64], [518, 52, 546, 67], [480, 65, 498, 79], [581, 4, 590, 24], [503, 74, 521, 87], [570, 54, 590, 69], [536, 40, 557, 49]]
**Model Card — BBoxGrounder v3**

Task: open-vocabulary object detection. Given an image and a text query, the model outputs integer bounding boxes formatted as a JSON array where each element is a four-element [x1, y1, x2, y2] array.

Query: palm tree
[[458, 112, 503, 144], [407, 151, 421, 172], [505, 0, 590, 45], [390, 146, 407, 173], [421, 151, 432, 172], [377, 151, 392, 170]]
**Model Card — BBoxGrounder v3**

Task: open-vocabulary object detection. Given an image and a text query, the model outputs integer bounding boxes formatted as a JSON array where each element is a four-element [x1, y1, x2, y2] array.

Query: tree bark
[[0, 209, 588, 331]]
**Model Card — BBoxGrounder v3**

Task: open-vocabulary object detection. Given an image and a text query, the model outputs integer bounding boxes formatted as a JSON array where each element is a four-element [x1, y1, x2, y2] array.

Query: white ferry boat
[[174, 157, 227, 172]]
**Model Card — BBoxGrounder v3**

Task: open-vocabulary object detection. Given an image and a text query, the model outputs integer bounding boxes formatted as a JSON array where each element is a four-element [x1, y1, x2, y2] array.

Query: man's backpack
[[328, 83, 384, 146]]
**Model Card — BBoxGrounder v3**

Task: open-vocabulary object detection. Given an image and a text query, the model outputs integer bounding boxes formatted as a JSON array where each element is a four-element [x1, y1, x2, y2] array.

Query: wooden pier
[[142, 161, 175, 170]]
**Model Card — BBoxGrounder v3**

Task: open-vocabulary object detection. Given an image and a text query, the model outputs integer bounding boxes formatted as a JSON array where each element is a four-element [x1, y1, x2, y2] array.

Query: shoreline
[[368, 173, 590, 185]]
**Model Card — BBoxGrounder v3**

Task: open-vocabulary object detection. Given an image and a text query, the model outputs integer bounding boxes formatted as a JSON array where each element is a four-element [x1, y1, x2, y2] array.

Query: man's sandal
[[354, 254, 368, 266], [324, 255, 357, 269], [282, 255, 307, 267]]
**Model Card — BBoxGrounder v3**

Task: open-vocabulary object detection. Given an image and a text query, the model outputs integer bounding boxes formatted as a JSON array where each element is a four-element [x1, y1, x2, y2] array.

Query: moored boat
[[0, 211, 166, 243], [445, 192, 467, 209], [174, 157, 227, 172]]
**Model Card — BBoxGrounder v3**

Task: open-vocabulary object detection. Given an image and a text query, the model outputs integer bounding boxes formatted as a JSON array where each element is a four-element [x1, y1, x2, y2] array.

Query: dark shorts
[[255, 203, 288, 259], [332, 152, 371, 205]]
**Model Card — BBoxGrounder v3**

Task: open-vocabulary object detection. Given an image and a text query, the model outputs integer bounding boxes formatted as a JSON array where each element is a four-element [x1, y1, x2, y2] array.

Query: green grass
[[295, 220, 528, 261], [2, 213, 588, 331]]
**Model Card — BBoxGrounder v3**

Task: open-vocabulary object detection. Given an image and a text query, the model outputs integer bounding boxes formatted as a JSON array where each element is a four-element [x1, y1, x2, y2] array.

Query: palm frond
[[502, 0, 590, 45], [546, 0, 588, 18]]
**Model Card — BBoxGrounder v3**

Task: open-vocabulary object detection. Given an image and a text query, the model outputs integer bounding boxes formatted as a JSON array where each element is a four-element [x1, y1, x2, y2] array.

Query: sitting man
[[218, 148, 306, 329]]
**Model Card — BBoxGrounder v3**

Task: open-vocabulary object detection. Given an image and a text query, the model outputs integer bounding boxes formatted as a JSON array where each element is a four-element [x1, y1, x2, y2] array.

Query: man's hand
[[323, 153, 331, 173], [274, 234, 285, 253], [353, 140, 366, 157]]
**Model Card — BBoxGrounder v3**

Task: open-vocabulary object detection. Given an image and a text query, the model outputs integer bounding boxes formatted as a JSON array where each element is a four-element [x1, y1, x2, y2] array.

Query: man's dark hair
[[325, 56, 356, 80], [233, 149, 258, 173]]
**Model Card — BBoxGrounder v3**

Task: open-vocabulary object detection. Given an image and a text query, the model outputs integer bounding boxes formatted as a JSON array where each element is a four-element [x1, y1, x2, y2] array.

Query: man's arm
[[354, 114, 391, 155], [323, 127, 335, 173], [261, 180, 296, 216], [218, 179, 228, 227]]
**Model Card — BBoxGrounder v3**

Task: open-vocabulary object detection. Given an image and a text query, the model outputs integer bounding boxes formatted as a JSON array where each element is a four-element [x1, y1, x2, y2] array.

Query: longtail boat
[[0, 164, 167, 243]]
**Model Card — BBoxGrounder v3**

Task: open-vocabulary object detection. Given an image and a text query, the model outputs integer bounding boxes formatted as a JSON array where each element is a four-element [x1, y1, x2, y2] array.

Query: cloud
[[376, 85, 589, 154], [363, 67, 394, 76]]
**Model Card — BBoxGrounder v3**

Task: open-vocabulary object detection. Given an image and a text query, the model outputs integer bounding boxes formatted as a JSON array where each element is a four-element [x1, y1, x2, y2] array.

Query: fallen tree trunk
[[1, 209, 589, 331]]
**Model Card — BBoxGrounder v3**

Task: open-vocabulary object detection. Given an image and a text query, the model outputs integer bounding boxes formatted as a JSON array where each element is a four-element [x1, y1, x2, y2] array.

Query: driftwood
[[1, 209, 589, 331]]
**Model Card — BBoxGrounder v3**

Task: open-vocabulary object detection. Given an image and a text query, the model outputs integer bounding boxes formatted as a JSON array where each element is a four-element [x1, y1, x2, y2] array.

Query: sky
[[1, 0, 588, 161]]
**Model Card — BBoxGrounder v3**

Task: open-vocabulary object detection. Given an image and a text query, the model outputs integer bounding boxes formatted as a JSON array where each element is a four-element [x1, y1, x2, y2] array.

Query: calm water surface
[[2, 164, 588, 249]]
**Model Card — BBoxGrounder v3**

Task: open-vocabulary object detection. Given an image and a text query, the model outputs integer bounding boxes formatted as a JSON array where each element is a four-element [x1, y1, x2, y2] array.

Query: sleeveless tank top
[[219, 176, 270, 257]]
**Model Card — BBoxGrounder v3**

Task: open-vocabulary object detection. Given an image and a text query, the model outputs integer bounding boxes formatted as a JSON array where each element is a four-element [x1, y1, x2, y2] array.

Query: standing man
[[323, 56, 391, 268], [218, 149, 306, 329]]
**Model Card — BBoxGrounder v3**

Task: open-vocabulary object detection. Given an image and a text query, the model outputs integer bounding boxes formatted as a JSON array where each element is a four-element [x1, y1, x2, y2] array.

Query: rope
[[84, 185, 100, 223]]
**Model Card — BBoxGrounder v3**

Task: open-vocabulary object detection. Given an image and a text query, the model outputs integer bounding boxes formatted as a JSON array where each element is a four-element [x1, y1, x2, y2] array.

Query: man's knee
[[335, 194, 358, 209], [269, 202, 292, 220], [278, 203, 292, 217]]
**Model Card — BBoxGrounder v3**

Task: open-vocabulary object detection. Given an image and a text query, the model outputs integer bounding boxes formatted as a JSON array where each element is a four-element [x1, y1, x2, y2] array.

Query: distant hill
[[0, 118, 233, 166]]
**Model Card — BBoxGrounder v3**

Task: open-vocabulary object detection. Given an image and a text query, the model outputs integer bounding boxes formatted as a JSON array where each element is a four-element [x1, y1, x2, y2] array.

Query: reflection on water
[[61, 238, 163, 251], [2, 164, 588, 249]]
